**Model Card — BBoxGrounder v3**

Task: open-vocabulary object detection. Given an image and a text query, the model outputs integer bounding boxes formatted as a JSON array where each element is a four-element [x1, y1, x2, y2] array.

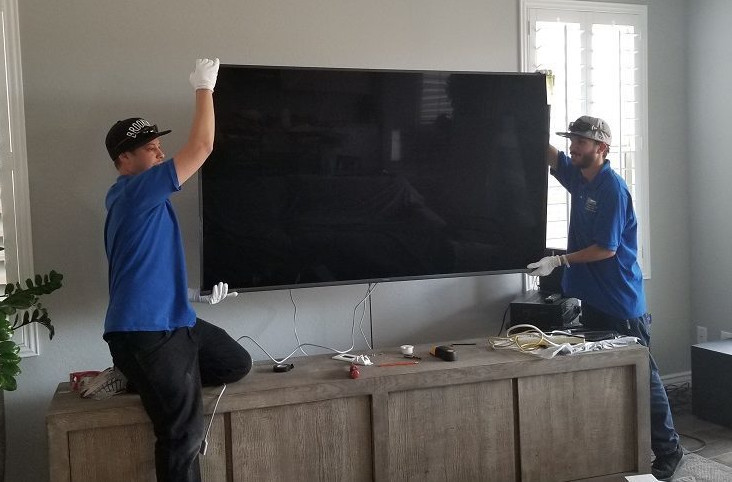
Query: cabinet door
[[67, 415, 228, 482], [68, 423, 156, 482], [230, 396, 373, 482], [518, 366, 639, 481], [387, 379, 516, 481]]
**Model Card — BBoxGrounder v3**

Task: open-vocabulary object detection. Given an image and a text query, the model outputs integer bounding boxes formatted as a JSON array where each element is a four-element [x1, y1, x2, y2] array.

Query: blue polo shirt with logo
[[104, 159, 196, 333], [552, 151, 646, 320]]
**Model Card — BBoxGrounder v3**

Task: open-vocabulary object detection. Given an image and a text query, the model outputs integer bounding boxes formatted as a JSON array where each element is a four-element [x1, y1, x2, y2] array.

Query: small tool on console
[[378, 361, 420, 367], [430, 345, 457, 361]]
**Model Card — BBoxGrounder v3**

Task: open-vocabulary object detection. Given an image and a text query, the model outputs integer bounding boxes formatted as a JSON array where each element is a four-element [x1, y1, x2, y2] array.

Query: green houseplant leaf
[[0, 270, 63, 391]]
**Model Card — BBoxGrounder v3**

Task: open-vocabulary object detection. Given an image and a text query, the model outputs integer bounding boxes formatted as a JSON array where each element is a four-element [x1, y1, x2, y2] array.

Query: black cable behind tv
[[200, 65, 549, 293]]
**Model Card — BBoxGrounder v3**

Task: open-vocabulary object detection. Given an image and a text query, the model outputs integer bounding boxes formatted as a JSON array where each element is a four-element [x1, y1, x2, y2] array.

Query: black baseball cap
[[105, 117, 171, 160]]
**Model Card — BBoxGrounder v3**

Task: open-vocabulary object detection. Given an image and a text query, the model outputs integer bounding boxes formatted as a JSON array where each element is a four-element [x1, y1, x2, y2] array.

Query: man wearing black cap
[[102, 59, 252, 482], [527, 115, 683, 480]]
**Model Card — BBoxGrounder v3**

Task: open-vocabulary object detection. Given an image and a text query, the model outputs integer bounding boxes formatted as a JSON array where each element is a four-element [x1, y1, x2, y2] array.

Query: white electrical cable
[[357, 283, 378, 349], [506, 324, 565, 344], [200, 383, 227, 456], [289, 289, 308, 356], [236, 283, 379, 364], [488, 323, 565, 351]]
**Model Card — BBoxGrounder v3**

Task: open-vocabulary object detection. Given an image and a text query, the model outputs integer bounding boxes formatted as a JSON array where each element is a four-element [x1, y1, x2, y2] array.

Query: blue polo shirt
[[552, 151, 646, 319], [104, 159, 196, 333]]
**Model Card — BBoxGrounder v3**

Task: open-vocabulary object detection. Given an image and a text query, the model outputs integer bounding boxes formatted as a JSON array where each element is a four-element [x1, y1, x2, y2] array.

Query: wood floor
[[666, 382, 732, 468]]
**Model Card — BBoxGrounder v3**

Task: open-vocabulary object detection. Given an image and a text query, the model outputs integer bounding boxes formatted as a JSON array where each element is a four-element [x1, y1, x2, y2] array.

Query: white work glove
[[188, 282, 238, 304], [189, 58, 220, 92], [526, 255, 562, 277]]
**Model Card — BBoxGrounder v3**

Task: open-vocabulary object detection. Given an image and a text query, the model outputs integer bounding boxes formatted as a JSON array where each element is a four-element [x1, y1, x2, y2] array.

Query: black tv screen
[[201, 65, 548, 292]]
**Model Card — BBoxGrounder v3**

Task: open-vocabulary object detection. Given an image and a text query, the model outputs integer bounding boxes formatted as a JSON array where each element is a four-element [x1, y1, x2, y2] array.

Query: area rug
[[670, 452, 732, 481]]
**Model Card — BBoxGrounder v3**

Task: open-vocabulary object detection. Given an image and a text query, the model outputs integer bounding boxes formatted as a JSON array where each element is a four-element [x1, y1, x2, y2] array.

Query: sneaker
[[651, 444, 684, 480], [80, 366, 128, 400]]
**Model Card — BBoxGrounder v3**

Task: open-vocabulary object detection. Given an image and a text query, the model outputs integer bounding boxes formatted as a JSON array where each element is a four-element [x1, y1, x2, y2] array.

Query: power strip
[[332, 353, 372, 365], [332, 353, 359, 362]]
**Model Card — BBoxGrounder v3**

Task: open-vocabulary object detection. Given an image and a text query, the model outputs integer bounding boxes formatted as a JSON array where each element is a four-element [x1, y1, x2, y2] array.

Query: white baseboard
[[661, 371, 691, 386]]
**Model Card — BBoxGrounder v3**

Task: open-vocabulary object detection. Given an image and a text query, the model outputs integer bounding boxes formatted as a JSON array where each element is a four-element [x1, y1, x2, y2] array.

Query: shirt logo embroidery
[[584, 197, 598, 213]]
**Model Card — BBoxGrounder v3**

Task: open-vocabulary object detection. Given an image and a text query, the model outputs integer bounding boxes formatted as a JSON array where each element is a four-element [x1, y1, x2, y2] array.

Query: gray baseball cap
[[556, 115, 612, 145]]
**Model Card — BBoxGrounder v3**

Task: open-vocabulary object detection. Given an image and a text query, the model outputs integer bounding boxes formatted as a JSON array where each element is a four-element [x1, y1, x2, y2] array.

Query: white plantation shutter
[[0, 187, 4, 283], [0, 0, 38, 355], [521, 1, 650, 277]]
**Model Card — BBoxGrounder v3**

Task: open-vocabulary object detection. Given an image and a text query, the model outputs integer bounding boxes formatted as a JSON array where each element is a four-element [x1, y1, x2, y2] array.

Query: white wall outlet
[[697, 326, 708, 344], [721, 331, 732, 340]]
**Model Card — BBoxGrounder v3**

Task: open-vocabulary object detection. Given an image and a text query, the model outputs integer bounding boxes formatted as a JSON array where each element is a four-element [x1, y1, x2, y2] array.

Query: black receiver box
[[509, 290, 581, 331], [692, 340, 732, 426]]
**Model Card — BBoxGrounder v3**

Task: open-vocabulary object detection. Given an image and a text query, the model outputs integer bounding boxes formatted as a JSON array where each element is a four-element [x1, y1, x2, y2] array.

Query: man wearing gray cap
[[527, 115, 683, 479]]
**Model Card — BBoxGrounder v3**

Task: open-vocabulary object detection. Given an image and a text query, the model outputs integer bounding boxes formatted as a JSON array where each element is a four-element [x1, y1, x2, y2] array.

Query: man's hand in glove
[[189, 58, 220, 92], [526, 255, 563, 277], [188, 282, 238, 305]]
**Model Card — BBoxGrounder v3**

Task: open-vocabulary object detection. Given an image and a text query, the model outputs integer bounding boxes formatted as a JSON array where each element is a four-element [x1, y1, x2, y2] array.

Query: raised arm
[[173, 58, 219, 185], [547, 143, 559, 171]]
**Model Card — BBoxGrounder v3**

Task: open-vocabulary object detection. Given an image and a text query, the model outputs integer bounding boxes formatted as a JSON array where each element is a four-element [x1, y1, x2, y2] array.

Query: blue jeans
[[105, 319, 252, 482], [581, 305, 680, 457]]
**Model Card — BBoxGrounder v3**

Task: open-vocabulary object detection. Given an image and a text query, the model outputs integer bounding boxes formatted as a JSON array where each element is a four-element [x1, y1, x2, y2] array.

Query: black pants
[[105, 319, 252, 482]]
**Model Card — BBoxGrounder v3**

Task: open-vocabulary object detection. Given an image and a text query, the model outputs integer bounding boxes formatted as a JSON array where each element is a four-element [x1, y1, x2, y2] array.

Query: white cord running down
[[289, 289, 307, 356], [358, 283, 375, 350], [237, 283, 379, 365], [200, 383, 227, 456]]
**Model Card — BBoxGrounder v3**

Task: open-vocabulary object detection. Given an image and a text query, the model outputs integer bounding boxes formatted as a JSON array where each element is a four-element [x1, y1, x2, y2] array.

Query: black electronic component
[[509, 290, 581, 331], [430, 345, 457, 361], [273, 363, 294, 373]]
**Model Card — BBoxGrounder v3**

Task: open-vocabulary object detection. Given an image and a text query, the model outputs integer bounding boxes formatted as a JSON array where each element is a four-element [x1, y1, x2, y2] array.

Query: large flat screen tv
[[201, 65, 548, 292]]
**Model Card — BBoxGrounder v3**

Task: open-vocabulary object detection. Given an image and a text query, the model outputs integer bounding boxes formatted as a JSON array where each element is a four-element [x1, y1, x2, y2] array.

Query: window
[[520, 0, 650, 276], [0, 0, 38, 356]]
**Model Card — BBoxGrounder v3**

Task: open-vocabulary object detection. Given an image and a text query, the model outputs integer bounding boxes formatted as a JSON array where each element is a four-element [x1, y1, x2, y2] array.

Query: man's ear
[[597, 141, 609, 157], [116, 152, 131, 172]]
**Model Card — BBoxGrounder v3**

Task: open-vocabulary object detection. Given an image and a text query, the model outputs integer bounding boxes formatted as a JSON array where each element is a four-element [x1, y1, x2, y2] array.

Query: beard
[[570, 151, 597, 169]]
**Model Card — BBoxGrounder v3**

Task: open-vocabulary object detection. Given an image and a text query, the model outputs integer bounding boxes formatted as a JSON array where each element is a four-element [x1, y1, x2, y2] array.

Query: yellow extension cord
[[487, 324, 585, 352]]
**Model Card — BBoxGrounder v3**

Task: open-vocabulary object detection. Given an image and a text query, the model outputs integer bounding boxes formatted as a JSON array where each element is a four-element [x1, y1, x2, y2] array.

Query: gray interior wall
[[643, 0, 691, 374], [6, 1, 688, 480], [688, 1, 732, 348]]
